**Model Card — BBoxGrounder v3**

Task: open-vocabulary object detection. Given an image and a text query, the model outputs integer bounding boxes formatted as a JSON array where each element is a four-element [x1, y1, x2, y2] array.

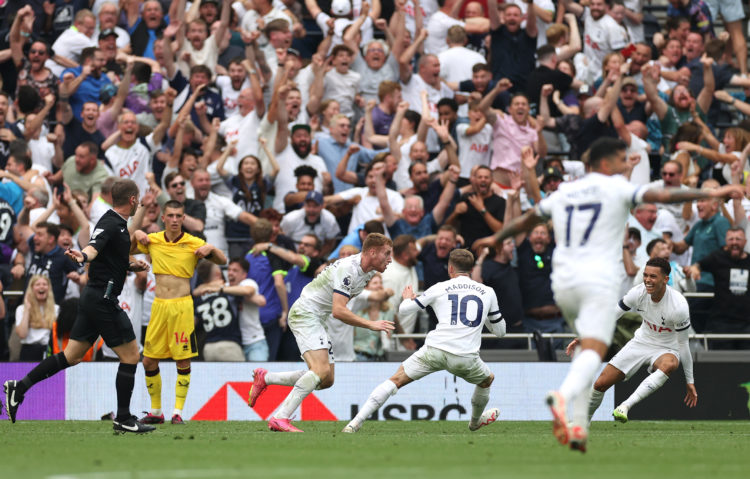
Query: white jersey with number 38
[[400, 276, 506, 355], [537, 173, 645, 287]]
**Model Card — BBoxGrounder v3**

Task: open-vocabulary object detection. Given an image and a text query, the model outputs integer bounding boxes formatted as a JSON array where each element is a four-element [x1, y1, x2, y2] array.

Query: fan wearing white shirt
[[343, 249, 507, 433], [437, 26, 487, 86], [488, 137, 742, 452], [215, 59, 251, 117], [566, 258, 697, 424]]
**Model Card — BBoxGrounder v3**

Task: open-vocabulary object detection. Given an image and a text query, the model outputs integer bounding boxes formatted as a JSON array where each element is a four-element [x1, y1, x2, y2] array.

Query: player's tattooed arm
[[643, 184, 744, 204]]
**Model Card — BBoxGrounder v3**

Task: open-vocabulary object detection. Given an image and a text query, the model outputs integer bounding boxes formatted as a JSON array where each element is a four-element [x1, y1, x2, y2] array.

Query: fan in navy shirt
[[27, 223, 79, 304]]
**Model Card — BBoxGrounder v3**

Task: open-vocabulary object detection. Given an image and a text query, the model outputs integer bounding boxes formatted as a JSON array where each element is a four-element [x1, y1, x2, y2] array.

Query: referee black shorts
[[70, 286, 136, 348]]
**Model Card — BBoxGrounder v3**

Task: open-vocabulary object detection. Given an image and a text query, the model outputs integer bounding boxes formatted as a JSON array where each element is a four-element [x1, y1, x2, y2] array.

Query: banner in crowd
[[39, 362, 616, 421]]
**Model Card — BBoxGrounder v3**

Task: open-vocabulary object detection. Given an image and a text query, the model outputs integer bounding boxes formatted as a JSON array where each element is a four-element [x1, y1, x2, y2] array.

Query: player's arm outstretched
[[642, 184, 744, 204], [332, 292, 395, 332], [487, 209, 546, 247]]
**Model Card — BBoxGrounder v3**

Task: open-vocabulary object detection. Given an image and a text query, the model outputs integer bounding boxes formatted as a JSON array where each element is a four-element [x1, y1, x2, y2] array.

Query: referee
[[4, 179, 155, 434]]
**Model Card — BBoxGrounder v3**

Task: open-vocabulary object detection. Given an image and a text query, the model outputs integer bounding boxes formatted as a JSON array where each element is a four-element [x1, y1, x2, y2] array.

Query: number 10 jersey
[[400, 276, 506, 356]]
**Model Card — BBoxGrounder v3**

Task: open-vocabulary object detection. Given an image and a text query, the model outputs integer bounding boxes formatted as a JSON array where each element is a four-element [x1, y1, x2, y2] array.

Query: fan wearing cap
[[541, 166, 564, 195], [94, 3, 131, 51], [98, 29, 122, 76], [280, 191, 341, 255]]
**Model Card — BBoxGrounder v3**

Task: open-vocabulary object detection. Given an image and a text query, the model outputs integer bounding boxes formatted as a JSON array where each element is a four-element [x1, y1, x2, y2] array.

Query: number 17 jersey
[[536, 173, 645, 288]]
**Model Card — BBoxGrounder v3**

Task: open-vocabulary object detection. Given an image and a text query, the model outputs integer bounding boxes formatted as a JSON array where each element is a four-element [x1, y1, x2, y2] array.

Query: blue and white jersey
[[400, 275, 505, 355], [536, 173, 646, 288]]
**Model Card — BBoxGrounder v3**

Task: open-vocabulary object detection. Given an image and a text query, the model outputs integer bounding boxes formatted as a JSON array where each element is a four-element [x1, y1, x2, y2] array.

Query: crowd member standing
[[135, 200, 227, 425], [5, 179, 154, 434]]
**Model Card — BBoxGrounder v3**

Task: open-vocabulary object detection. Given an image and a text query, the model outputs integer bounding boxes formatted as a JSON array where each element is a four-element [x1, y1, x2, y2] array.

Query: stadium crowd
[[0, 0, 749, 363]]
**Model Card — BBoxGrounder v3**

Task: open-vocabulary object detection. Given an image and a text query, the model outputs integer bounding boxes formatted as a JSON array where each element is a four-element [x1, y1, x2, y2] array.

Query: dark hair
[[294, 165, 318, 179], [403, 110, 421, 131], [58, 224, 75, 237], [190, 64, 212, 79], [472, 63, 491, 73], [9, 144, 32, 171], [163, 200, 185, 212], [438, 224, 458, 236], [17, 85, 41, 114], [301, 233, 322, 251], [627, 227, 641, 242], [80, 47, 99, 64], [132, 61, 152, 84], [230, 257, 250, 272], [228, 57, 245, 67], [587, 138, 627, 168], [80, 141, 99, 157], [669, 122, 701, 153], [727, 225, 747, 235], [449, 249, 475, 273], [36, 222, 61, 240], [238, 155, 265, 207], [408, 160, 427, 176], [259, 208, 283, 223], [330, 44, 353, 57], [645, 257, 671, 276], [363, 220, 385, 235], [392, 234, 416, 257], [537, 44, 557, 61], [437, 98, 458, 113], [646, 238, 666, 256], [665, 16, 690, 33], [265, 18, 290, 35], [196, 259, 219, 284], [111, 178, 139, 207]]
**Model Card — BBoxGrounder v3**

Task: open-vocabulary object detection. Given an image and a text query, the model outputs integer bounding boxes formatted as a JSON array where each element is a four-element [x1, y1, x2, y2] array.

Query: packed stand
[[0, 0, 749, 362]]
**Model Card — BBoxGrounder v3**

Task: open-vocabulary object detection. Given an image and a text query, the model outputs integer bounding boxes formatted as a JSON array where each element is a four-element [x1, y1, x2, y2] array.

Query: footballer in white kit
[[246, 234, 395, 432], [489, 137, 742, 452], [343, 249, 507, 433], [573, 257, 696, 424]]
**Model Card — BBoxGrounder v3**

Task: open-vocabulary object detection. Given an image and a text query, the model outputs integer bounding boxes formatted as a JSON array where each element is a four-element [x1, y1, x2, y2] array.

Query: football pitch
[[1, 420, 748, 479]]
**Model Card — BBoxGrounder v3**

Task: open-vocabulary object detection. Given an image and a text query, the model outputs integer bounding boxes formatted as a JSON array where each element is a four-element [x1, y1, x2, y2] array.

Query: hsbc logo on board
[[191, 382, 337, 421]]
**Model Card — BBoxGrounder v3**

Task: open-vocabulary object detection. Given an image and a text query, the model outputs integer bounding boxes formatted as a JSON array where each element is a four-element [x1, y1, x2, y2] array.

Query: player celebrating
[[490, 137, 741, 452], [567, 257, 697, 424], [5, 179, 154, 433], [342, 249, 507, 433], [248, 233, 396, 432], [135, 200, 227, 425]]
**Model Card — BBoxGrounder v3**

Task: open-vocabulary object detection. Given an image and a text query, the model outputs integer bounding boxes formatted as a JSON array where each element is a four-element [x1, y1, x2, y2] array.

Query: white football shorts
[[609, 339, 679, 380], [402, 345, 491, 384], [288, 305, 335, 364], [553, 283, 619, 346]]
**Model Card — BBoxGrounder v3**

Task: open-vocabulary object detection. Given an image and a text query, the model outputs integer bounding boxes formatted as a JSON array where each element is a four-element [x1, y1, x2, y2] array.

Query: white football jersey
[[400, 275, 506, 355], [293, 253, 376, 321], [537, 173, 645, 288], [618, 283, 691, 350]]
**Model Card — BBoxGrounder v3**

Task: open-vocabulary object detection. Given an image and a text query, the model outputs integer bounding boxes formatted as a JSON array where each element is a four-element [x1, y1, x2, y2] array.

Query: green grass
[[1, 421, 749, 479]]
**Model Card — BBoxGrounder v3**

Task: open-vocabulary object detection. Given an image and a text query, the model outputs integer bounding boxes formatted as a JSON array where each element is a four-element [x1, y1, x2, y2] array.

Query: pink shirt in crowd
[[490, 113, 538, 173]]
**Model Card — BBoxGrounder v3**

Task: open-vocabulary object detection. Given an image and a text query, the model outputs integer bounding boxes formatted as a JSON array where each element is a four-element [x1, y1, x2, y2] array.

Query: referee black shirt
[[87, 209, 131, 298]]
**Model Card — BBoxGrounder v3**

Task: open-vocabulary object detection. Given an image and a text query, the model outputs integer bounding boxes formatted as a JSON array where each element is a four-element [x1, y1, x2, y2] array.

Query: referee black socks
[[19, 352, 71, 395], [115, 363, 138, 421]]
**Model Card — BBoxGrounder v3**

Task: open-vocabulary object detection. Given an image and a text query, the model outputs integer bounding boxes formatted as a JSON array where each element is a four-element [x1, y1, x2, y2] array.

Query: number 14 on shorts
[[174, 332, 189, 344]]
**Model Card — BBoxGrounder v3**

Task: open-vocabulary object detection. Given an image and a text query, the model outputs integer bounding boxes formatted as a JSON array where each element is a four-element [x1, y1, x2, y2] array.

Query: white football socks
[[470, 386, 491, 427], [620, 369, 668, 410], [570, 378, 595, 428], [265, 370, 306, 386], [559, 349, 602, 402], [349, 380, 398, 428], [588, 389, 605, 423], [274, 371, 321, 419]]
